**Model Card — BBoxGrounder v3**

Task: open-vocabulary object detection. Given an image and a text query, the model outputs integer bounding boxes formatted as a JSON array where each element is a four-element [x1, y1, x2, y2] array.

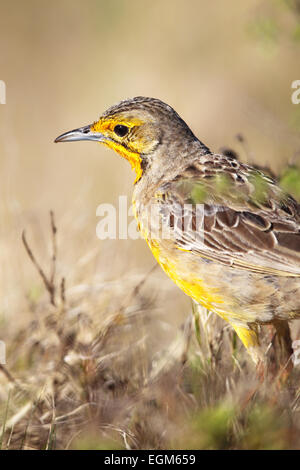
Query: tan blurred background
[[0, 0, 300, 331]]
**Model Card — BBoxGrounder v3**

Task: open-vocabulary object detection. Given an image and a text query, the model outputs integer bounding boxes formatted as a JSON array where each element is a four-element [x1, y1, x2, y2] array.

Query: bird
[[55, 96, 300, 370]]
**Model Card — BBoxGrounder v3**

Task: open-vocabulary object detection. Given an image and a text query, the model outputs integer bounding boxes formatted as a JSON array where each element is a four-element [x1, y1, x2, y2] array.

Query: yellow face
[[91, 116, 146, 182], [93, 114, 162, 179], [55, 110, 160, 183]]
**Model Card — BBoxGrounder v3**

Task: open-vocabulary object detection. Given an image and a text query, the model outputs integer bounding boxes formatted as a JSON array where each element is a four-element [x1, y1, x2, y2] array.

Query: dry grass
[[1, 194, 300, 450]]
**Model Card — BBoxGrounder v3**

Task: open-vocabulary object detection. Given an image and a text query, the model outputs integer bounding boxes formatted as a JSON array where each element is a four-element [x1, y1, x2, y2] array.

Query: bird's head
[[55, 96, 206, 183]]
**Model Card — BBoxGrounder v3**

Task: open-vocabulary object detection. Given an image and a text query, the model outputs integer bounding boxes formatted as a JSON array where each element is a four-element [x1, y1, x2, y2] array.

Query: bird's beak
[[54, 124, 105, 143]]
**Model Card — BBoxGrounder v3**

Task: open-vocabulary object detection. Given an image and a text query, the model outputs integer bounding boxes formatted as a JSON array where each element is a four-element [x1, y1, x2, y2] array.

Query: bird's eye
[[114, 124, 129, 137]]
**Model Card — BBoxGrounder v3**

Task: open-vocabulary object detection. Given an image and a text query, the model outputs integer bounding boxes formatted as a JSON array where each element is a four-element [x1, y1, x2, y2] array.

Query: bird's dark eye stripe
[[114, 124, 129, 137]]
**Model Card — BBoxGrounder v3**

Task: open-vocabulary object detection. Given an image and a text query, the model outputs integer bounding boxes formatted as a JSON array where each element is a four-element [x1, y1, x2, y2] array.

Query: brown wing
[[154, 155, 300, 277]]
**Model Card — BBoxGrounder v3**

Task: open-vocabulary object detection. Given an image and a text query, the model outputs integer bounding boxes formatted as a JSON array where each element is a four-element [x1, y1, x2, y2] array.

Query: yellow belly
[[147, 237, 228, 317], [145, 238, 265, 352]]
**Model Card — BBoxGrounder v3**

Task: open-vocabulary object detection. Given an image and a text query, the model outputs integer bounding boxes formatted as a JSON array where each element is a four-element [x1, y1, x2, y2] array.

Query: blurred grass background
[[0, 0, 300, 449]]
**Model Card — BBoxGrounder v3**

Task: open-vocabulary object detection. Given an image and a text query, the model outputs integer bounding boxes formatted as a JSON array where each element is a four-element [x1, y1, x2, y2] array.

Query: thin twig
[[60, 277, 66, 307], [22, 229, 56, 307], [0, 364, 25, 394], [125, 264, 158, 307], [50, 210, 57, 287], [0, 364, 17, 385]]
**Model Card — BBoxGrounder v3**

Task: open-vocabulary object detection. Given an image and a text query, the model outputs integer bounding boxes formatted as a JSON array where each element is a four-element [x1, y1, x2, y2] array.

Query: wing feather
[[154, 156, 300, 277]]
